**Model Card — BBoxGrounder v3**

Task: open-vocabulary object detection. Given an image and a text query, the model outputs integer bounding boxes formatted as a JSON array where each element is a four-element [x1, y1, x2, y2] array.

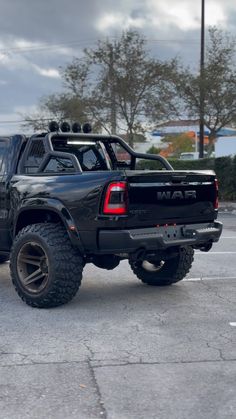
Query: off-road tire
[[0, 255, 9, 264], [10, 223, 84, 308], [129, 246, 194, 286]]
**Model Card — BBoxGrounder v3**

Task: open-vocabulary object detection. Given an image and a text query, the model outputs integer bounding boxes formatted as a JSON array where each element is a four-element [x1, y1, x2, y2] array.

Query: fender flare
[[14, 197, 84, 253]]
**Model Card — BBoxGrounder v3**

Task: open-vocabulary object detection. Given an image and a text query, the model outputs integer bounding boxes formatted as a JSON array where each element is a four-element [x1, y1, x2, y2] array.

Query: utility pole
[[109, 45, 117, 135], [199, 0, 205, 158]]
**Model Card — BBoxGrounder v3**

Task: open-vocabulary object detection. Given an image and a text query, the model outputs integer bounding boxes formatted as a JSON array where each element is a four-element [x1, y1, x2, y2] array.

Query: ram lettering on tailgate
[[157, 190, 197, 200]]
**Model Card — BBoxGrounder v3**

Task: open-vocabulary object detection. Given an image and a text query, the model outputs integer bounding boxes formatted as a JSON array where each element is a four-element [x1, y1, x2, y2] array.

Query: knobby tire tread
[[129, 246, 194, 286], [10, 223, 84, 308]]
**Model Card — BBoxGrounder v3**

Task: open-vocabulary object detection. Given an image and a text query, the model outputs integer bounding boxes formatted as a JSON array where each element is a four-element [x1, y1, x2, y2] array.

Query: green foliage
[[168, 158, 215, 171], [214, 157, 236, 201], [147, 145, 161, 154], [161, 133, 195, 157], [172, 27, 236, 149], [138, 156, 236, 201], [23, 30, 178, 141], [83, 30, 178, 146]]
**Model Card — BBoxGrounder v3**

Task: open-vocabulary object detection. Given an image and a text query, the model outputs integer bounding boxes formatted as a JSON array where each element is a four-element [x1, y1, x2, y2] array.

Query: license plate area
[[156, 225, 183, 241]]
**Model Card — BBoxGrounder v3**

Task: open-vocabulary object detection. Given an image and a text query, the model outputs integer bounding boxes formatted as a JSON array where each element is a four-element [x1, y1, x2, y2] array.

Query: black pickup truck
[[0, 129, 222, 308]]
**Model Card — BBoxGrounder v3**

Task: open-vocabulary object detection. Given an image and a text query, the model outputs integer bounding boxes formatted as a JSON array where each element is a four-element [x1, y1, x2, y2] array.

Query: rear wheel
[[129, 246, 194, 286], [10, 223, 84, 308]]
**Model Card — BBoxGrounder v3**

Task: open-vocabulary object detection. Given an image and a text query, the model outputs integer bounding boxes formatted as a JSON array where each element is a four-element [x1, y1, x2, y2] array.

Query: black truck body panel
[[0, 133, 222, 255], [98, 222, 223, 253]]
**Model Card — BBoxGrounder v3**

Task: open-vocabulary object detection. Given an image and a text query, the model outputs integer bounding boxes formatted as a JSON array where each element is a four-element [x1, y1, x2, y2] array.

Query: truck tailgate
[[125, 170, 218, 227]]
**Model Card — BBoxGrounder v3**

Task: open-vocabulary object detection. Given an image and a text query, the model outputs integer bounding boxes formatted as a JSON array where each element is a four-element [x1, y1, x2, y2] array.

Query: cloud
[[206, 1, 227, 26], [95, 0, 228, 33], [0, 0, 235, 135], [0, 52, 10, 64], [0, 0, 101, 43], [0, 38, 61, 80], [32, 64, 60, 79], [96, 12, 146, 32], [0, 0, 233, 43], [145, 0, 227, 31]]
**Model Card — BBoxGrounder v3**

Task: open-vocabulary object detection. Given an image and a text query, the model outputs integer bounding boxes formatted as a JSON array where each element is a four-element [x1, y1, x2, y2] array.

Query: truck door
[[0, 138, 11, 251]]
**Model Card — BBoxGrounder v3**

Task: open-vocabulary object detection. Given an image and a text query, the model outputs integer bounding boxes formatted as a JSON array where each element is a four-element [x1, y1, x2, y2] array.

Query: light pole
[[199, 0, 205, 158]]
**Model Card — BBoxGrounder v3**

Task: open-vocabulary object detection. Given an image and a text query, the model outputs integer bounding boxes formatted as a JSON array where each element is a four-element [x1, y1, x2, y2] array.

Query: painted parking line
[[229, 322, 236, 327], [221, 237, 236, 239], [184, 276, 236, 281], [183, 277, 202, 281], [195, 252, 236, 255]]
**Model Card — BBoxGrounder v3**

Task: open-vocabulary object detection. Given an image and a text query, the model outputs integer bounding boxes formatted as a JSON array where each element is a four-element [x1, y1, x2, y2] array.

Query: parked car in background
[[179, 152, 199, 160], [179, 151, 210, 160]]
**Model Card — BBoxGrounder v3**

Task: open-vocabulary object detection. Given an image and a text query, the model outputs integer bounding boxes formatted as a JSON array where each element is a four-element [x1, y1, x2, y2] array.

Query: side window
[[81, 149, 100, 170], [0, 140, 8, 175], [111, 143, 131, 167], [43, 156, 75, 173], [24, 139, 46, 174], [77, 146, 108, 171]]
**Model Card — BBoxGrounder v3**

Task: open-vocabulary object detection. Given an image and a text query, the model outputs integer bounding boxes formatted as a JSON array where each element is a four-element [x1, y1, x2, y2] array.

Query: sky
[[0, 0, 235, 134]]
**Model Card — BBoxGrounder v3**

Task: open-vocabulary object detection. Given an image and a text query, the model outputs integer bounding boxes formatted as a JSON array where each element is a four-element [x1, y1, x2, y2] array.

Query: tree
[[22, 93, 89, 132], [147, 145, 161, 154], [22, 31, 183, 140], [160, 133, 195, 158], [62, 31, 177, 147], [174, 27, 236, 154]]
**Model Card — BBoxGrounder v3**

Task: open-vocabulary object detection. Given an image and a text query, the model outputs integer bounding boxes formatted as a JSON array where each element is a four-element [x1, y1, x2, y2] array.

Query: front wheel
[[129, 246, 194, 286], [10, 223, 84, 308]]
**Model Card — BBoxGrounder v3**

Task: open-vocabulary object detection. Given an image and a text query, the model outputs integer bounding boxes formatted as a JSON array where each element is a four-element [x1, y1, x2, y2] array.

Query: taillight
[[103, 182, 128, 215], [214, 179, 219, 209]]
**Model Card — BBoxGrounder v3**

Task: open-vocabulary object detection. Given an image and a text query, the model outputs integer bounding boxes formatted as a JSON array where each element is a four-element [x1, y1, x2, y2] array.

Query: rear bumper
[[98, 221, 223, 253]]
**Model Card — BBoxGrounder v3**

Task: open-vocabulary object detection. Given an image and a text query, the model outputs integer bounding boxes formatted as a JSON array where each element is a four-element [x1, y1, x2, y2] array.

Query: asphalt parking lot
[[0, 213, 235, 419]]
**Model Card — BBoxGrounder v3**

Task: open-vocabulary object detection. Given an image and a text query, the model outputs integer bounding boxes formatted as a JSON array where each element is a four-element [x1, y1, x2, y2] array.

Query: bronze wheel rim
[[17, 242, 50, 293]]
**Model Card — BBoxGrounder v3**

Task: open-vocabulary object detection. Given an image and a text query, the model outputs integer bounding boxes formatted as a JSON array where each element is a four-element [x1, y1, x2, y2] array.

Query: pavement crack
[[92, 358, 236, 368], [206, 342, 226, 361], [0, 351, 29, 363], [82, 341, 107, 418], [83, 341, 95, 360], [87, 359, 107, 418], [1, 357, 236, 369]]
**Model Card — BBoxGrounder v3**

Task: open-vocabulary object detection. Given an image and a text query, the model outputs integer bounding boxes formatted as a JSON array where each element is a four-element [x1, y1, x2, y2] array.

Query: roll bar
[[45, 132, 174, 171]]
